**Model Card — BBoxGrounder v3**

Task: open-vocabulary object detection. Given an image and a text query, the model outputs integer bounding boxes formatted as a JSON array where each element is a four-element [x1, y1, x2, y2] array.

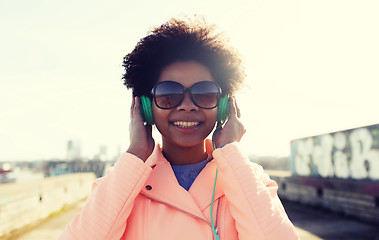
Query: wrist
[[126, 147, 148, 162]]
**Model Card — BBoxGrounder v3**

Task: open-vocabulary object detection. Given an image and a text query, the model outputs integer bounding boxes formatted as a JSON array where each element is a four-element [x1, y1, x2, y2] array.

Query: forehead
[[157, 61, 215, 87]]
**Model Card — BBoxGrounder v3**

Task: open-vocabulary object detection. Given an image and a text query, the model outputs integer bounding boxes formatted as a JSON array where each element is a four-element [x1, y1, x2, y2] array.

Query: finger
[[134, 96, 140, 111], [229, 97, 237, 118], [130, 96, 136, 116], [135, 96, 142, 117], [131, 96, 142, 122], [134, 96, 145, 123], [234, 98, 241, 118]]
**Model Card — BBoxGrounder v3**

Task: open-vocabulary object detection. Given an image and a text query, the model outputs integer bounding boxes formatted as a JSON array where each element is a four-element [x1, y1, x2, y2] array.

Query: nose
[[176, 91, 198, 111]]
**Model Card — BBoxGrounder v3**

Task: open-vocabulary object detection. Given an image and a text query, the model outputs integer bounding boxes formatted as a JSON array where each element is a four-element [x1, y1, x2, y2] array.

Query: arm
[[213, 144, 299, 240], [59, 153, 152, 240], [60, 97, 155, 240]]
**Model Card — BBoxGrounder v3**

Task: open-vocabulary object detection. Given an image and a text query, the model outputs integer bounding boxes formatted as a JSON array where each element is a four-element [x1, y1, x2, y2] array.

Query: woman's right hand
[[126, 97, 155, 162]]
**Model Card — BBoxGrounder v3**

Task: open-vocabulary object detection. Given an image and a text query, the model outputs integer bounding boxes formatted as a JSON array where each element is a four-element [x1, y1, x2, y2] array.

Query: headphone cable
[[210, 123, 224, 240]]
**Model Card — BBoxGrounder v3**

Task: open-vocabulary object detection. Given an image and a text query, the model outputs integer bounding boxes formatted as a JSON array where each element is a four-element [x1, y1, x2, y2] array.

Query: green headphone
[[140, 95, 230, 125]]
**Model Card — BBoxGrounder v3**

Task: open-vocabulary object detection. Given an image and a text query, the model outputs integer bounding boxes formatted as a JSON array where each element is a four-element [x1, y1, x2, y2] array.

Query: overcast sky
[[1, 0, 378, 161]]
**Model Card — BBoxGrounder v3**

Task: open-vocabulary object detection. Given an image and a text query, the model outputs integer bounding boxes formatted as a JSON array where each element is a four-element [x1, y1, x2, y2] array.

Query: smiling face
[[152, 61, 218, 150]]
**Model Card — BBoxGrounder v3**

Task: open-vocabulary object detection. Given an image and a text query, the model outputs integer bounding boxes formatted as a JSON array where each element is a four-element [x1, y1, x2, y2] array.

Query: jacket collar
[[141, 139, 224, 218]]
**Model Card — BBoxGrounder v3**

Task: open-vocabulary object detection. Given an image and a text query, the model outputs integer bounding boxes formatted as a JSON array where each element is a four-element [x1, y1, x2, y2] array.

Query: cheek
[[207, 109, 218, 123], [152, 106, 169, 130]]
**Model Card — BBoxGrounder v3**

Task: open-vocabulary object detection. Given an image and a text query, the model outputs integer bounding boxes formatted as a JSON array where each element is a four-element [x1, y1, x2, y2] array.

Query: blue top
[[171, 158, 212, 191]]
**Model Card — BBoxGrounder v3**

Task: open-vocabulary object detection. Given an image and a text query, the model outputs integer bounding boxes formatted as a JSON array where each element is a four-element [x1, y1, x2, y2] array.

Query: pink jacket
[[59, 141, 299, 240]]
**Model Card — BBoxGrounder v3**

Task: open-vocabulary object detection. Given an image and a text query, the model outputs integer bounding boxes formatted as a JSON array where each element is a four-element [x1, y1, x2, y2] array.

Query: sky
[[0, 0, 378, 161]]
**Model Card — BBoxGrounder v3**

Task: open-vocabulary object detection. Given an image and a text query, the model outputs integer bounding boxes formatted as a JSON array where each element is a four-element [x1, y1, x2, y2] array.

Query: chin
[[165, 136, 207, 149]]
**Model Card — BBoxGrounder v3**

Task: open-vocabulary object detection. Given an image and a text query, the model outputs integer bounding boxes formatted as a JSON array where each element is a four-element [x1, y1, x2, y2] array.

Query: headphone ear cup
[[217, 95, 230, 123], [140, 96, 154, 125]]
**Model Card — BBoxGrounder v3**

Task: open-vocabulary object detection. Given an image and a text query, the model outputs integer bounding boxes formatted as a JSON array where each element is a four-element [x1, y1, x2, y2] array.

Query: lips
[[172, 121, 200, 128]]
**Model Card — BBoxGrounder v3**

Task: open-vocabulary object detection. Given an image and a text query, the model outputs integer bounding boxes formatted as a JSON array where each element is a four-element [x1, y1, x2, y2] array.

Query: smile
[[172, 121, 200, 128]]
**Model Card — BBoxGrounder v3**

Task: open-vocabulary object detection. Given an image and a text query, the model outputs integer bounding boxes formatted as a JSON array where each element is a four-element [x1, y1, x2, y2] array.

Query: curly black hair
[[122, 17, 245, 98]]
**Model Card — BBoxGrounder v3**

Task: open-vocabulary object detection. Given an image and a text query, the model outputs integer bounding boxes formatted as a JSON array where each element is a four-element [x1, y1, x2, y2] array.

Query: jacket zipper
[[140, 192, 218, 239]]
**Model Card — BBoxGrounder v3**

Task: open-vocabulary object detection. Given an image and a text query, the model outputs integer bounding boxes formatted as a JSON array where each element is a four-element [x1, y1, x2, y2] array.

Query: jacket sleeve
[[212, 143, 299, 240], [59, 153, 153, 240]]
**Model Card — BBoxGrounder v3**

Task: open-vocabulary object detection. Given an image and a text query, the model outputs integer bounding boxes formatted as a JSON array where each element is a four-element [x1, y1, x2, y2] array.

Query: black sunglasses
[[151, 81, 222, 109]]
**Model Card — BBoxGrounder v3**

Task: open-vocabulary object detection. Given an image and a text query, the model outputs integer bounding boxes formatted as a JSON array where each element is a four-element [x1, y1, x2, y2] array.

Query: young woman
[[59, 17, 299, 240]]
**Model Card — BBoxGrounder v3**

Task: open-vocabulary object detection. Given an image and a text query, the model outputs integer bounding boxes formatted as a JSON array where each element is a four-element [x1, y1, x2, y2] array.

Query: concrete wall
[[268, 170, 379, 224], [286, 123, 379, 223], [290, 124, 379, 180], [0, 173, 95, 237]]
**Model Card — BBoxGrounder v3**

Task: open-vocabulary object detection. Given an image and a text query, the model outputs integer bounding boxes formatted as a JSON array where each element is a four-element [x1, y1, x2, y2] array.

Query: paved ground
[[283, 200, 379, 240], [12, 200, 379, 240], [14, 201, 86, 240]]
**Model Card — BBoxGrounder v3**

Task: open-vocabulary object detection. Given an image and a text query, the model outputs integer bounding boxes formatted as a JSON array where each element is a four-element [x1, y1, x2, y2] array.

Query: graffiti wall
[[290, 124, 379, 180]]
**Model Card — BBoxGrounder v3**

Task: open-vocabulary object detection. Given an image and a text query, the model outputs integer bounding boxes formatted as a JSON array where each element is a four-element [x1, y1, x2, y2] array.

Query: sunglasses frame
[[151, 81, 223, 110]]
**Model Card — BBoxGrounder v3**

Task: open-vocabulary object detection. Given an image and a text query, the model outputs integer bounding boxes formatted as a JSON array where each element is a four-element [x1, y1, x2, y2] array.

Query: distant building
[[94, 145, 108, 161], [67, 139, 81, 161]]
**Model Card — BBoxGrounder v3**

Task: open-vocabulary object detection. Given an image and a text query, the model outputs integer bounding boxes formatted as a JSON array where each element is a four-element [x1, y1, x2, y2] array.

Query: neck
[[162, 141, 208, 165]]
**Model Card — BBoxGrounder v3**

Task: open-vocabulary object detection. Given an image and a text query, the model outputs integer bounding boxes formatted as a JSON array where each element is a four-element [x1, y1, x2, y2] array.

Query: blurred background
[[1, 0, 378, 239]]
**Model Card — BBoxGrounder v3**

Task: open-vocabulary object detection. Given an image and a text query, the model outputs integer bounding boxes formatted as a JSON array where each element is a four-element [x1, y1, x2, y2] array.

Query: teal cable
[[212, 124, 224, 150], [210, 168, 219, 240], [210, 123, 224, 240]]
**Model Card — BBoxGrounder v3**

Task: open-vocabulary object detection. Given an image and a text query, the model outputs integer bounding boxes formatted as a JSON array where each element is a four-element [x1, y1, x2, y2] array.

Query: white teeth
[[173, 121, 200, 128]]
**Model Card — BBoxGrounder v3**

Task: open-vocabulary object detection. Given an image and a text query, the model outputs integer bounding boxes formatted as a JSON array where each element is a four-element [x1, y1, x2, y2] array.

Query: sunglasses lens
[[154, 82, 183, 109], [153, 81, 221, 109], [191, 82, 220, 109]]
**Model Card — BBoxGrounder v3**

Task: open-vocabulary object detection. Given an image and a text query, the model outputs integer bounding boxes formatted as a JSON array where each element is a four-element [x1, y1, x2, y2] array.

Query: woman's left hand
[[213, 97, 246, 148]]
